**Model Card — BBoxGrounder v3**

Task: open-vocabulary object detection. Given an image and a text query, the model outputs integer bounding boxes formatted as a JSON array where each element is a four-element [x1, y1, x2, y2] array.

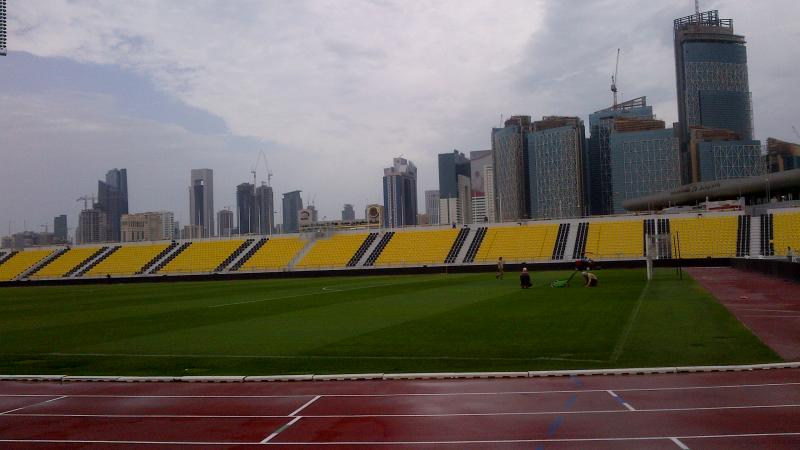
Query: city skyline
[[2, 1, 800, 235]]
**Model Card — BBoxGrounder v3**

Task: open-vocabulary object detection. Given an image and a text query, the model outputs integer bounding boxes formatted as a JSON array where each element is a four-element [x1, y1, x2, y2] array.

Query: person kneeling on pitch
[[582, 271, 598, 287], [520, 267, 532, 289]]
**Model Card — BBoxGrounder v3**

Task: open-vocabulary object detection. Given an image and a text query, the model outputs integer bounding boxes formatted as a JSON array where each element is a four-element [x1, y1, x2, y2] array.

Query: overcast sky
[[1, 0, 799, 236]]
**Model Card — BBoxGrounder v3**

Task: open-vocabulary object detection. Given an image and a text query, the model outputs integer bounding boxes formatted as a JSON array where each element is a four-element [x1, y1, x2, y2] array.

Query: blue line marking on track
[[546, 416, 563, 435]]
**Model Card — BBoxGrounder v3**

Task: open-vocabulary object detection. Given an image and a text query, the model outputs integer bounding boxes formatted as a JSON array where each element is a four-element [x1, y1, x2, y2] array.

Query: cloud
[[3, 0, 800, 233]]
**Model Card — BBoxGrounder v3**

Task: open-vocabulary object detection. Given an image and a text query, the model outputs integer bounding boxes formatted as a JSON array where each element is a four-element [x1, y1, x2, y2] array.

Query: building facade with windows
[[492, 116, 532, 221], [382, 157, 417, 228], [189, 169, 214, 237]]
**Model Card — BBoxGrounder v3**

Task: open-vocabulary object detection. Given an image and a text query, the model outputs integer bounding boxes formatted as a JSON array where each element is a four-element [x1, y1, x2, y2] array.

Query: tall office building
[[469, 150, 492, 223], [586, 97, 653, 215], [492, 115, 532, 221], [674, 9, 753, 142], [382, 157, 418, 228], [609, 117, 681, 213], [767, 138, 800, 173], [0, 0, 6, 56], [687, 128, 764, 182], [255, 184, 275, 234], [438, 150, 471, 225], [76, 208, 108, 244], [527, 117, 587, 219], [282, 190, 303, 233], [424, 190, 440, 225], [217, 209, 234, 237], [53, 215, 68, 242], [342, 204, 356, 221], [96, 168, 128, 242], [236, 183, 256, 234], [189, 169, 214, 237]]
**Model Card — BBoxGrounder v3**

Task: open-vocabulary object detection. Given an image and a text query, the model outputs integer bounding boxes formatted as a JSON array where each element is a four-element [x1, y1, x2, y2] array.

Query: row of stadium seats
[[774, 211, 800, 257], [0, 211, 794, 281]]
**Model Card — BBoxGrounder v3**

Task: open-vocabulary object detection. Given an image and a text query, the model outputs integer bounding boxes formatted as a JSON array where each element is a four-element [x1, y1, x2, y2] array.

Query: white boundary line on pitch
[[4, 403, 800, 419], [1, 432, 800, 446], [609, 281, 648, 362], [2, 381, 800, 399]]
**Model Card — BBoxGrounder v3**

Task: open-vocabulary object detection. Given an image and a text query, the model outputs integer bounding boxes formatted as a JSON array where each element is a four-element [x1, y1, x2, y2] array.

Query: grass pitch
[[0, 269, 779, 375]]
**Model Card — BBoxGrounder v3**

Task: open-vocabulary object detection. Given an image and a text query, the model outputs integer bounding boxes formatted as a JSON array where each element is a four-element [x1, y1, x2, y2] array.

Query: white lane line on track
[[606, 390, 635, 411], [4, 403, 800, 419], [2, 432, 800, 446], [260, 416, 302, 443], [670, 437, 690, 449], [289, 395, 320, 416], [0, 395, 66, 415], [3, 381, 799, 399], [741, 314, 800, 318]]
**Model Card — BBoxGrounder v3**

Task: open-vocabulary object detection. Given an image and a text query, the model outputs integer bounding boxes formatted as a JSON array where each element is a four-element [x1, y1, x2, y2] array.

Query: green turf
[[0, 269, 780, 375]]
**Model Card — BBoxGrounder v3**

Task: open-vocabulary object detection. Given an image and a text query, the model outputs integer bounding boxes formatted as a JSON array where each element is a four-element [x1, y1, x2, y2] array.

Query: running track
[[2, 369, 800, 449]]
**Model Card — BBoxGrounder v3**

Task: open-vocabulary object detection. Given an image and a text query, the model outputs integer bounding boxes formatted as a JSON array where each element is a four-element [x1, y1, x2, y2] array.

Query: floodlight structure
[[0, 0, 7, 56]]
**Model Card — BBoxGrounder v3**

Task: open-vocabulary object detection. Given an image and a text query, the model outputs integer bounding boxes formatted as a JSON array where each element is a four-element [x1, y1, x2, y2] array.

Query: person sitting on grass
[[582, 271, 598, 287], [520, 267, 532, 289]]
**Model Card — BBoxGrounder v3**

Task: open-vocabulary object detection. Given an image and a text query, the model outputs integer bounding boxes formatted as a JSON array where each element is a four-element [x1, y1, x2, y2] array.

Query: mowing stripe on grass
[[609, 281, 649, 362]]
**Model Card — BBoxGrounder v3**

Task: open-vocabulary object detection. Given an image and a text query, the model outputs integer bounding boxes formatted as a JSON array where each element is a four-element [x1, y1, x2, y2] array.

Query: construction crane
[[76, 195, 95, 210], [611, 48, 620, 108], [792, 126, 800, 141], [252, 149, 273, 187]]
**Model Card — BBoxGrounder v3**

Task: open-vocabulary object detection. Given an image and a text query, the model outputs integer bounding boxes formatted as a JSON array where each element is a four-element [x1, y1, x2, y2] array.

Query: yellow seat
[[670, 216, 737, 258], [29, 247, 101, 279], [238, 237, 307, 271], [474, 225, 558, 263], [86, 243, 171, 276], [158, 240, 245, 274], [296, 234, 368, 268], [771, 211, 800, 257], [0, 249, 55, 281], [584, 220, 643, 259], [376, 229, 460, 266]]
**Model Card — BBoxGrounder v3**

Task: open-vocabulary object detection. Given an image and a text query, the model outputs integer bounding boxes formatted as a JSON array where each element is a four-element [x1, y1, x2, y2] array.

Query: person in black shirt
[[520, 267, 532, 289]]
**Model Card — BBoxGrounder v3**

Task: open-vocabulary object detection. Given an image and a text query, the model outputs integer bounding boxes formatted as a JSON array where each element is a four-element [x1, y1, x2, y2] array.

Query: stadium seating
[[473, 224, 559, 263], [85, 243, 171, 277], [375, 229, 459, 266], [29, 247, 101, 279], [0, 249, 54, 281], [157, 239, 245, 274], [296, 233, 369, 269], [773, 211, 800, 257], [584, 220, 643, 260], [670, 215, 737, 258], [237, 237, 307, 271]]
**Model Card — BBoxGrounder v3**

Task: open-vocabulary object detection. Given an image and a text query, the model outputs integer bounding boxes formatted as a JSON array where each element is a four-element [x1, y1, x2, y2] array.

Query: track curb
[[2, 362, 799, 382]]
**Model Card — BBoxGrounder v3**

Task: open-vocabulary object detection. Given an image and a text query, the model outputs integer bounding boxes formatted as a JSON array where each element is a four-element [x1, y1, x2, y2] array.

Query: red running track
[[1, 369, 800, 449], [687, 267, 800, 361]]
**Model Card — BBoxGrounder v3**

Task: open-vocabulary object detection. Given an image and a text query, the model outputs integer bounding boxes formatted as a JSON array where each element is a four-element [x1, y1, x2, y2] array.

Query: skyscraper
[[608, 117, 681, 213], [674, 9, 754, 183], [96, 168, 128, 242], [236, 183, 256, 234], [255, 184, 275, 234], [76, 208, 108, 244], [53, 215, 67, 242], [469, 150, 492, 224], [282, 190, 303, 234], [342, 204, 356, 221], [438, 150, 471, 225], [492, 115, 532, 221], [189, 169, 214, 237], [527, 117, 587, 219], [382, 157, 418, 228], [424, 190, 440, 225], [217, 209, 234, 237], [586, 97, 653, 215], [0, 0, 6, 56]]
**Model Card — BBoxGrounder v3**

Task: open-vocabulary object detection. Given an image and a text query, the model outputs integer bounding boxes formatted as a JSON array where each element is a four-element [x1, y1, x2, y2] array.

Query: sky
[[1, 0, 799, 236]]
